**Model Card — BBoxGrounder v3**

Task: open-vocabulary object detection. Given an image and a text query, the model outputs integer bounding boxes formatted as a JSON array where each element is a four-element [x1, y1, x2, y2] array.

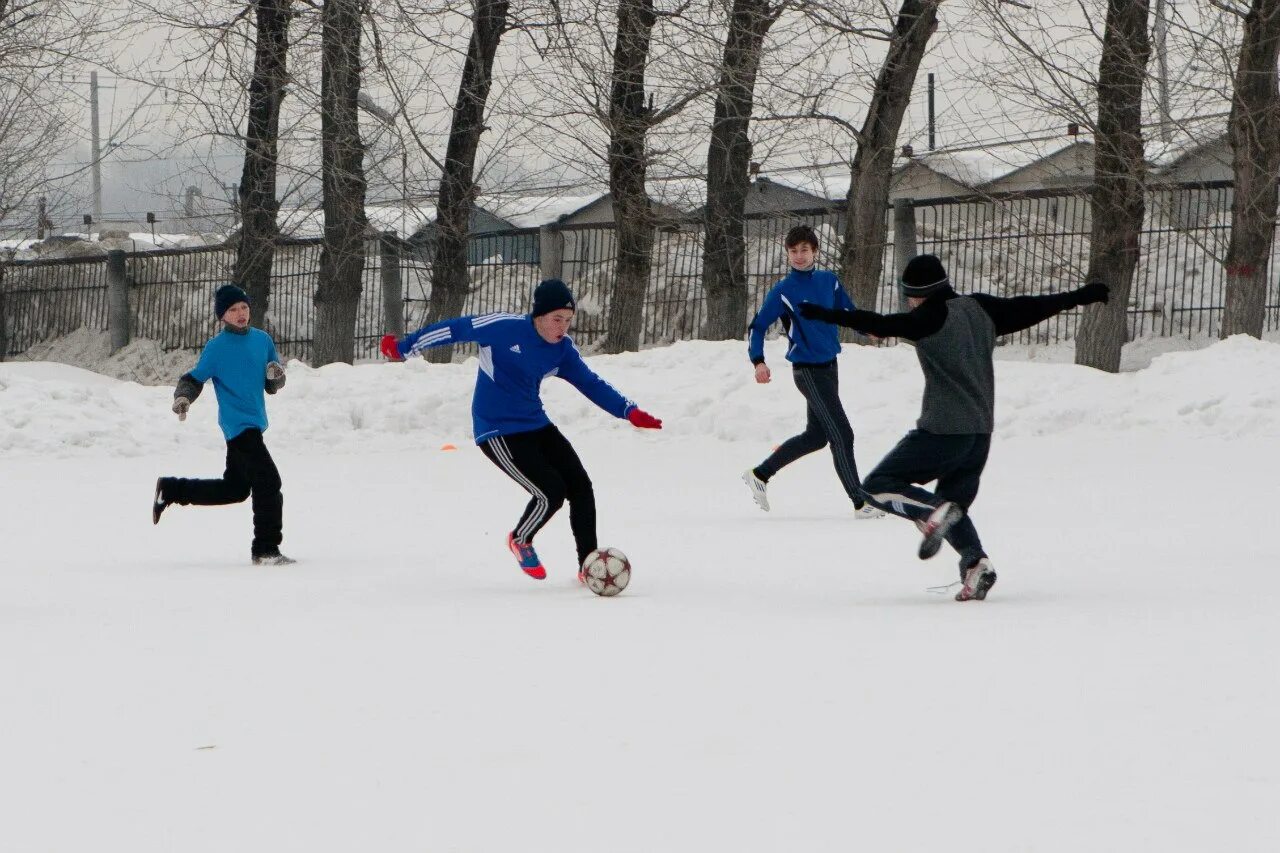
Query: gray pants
[[755, 361, 865, 508]]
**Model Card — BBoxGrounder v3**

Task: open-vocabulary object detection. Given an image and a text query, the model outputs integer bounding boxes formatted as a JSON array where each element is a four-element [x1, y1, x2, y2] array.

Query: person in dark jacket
[[800, 253, 1109, 601], [742, 224, 882, 520], [380, 278, 663, 582], [153, 284, 293, 565]]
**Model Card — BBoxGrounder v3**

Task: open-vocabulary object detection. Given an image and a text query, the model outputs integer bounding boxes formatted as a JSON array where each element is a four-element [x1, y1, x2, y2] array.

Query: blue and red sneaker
[[507, 532, 546, 580]]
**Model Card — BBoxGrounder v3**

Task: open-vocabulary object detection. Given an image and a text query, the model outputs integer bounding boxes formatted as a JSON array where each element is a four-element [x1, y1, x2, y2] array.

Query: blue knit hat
[[214, 284, 250, 319], [531, 278, 575, 317]]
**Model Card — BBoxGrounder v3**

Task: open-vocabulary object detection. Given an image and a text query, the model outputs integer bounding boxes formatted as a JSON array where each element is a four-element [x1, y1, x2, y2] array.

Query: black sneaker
[[956, 558, 997, 601], [152, 478, 169, 525], [916, 502, 963, 560], [252, 551, 296, 566]]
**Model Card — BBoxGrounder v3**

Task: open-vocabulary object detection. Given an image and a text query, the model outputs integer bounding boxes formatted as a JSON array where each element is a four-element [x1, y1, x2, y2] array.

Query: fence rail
[[2, 182, 1278, 363]]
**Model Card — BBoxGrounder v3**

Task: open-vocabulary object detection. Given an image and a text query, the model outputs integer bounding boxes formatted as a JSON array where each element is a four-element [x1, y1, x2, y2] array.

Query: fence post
[[380, 231, 404, 336], [107, 249, 130, 353], [892, 198, 917, 313], [539, 225, 563, 282]]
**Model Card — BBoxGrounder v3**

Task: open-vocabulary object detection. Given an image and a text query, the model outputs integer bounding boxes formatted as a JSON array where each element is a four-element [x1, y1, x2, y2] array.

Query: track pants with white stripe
[[862, 429, 989, 570], [754, 361, 867, 508], [480, 425, 597, 566]]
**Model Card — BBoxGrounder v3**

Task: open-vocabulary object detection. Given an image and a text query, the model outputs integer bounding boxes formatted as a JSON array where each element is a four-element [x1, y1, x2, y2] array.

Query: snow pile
[[11, 328, 195, 386], [3, 334, 1277, 459]]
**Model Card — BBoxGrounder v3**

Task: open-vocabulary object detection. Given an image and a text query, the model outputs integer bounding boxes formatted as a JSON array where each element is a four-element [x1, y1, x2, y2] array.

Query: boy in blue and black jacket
[[742, 224, 881, 519], [152, 284, 293, 565], [380, 278, 663, 582]]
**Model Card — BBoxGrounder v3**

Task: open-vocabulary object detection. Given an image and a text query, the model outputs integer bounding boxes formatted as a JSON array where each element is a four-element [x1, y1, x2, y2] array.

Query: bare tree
[[1221, 0, 1280, 339], [421, 0, 511, 363], [701, 0, 783, 340], [1075, 1, 1150, 372], [233, 0, 293, 327], [313, 0, 369, 365], [838, 0, 941, 314], [1, 0, 109, 358], [0, 1, 108, 225]]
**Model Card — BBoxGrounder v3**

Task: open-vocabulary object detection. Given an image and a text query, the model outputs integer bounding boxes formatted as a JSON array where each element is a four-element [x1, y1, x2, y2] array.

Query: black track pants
[[755, 361, 865, 506], [161, 428, 284, 557], [862, 429, 990, 569], [480, 425, 597, 566]]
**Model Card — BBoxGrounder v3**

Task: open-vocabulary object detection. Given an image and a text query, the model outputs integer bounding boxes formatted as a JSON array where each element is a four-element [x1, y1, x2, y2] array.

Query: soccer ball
[[582, 547, 631, 597]]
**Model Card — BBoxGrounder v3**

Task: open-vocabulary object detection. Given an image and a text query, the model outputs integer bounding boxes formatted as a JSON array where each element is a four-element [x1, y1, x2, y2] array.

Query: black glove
[[1075, 282, 1110, 306], [798, 302, 833, 321]]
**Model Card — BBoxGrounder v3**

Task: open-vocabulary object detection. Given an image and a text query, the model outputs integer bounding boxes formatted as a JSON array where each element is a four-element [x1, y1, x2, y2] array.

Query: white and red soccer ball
[[581, 547, 631, 597]]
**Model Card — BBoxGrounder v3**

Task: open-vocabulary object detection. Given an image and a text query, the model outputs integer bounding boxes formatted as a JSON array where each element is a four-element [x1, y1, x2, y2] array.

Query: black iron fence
[[2, 182, 1277, 363]]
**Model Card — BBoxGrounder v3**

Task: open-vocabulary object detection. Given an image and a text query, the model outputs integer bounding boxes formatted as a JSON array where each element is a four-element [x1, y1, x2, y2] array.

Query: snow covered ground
[[2, 336, 1279, 852]]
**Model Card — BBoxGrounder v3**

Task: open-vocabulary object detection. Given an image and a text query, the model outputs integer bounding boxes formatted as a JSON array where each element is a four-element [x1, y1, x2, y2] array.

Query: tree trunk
[[1222, 0, 1280, 340], [314, 0, 368, 366], [1075, 0, 1150, 373], [604, 0, 658, 355], [424, 0, 509, 363], [232, 0, 291, 329], [838, 0, 940, 313], [701, 0, 780, 341]]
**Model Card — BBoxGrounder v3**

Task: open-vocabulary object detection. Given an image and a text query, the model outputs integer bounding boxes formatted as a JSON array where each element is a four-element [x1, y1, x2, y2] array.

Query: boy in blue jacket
[[152, 284, 293, 565], [380, 278, 663, 581], [742, 225, 882, 519]]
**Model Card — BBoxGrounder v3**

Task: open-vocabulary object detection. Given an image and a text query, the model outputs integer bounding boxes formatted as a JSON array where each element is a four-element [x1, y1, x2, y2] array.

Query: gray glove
[[172, 397, 191, 422], [266, 361, 286, 381]]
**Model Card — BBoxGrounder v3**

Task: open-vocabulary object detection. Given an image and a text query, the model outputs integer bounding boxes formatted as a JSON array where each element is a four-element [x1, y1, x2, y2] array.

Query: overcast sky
[[29, 0, 1234, 234]]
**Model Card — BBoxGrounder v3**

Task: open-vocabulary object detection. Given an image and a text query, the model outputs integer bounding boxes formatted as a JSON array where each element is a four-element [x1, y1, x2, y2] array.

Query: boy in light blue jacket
[[742, 225, 881, 519], [152, 284, 293, 565]]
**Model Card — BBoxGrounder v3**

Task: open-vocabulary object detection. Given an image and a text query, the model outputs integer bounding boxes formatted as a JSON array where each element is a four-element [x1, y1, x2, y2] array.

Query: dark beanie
[[900, 254, 951, 297], [531, 278, 575, 317], [214, 284, 250, 319]]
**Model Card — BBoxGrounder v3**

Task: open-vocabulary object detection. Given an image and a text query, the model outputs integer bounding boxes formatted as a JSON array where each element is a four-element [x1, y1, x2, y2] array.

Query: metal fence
[[2, 181, 1278, 363]]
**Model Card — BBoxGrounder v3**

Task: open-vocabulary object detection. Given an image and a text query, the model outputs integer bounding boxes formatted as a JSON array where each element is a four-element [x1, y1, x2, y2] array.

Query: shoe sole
[[918, 503, 963, 560], [956, 570, 997, 602], [152, 478, 165, 525], [741, 471, 770, 512]]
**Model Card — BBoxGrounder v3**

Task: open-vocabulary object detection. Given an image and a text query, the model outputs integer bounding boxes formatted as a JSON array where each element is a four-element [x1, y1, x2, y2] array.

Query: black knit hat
[[900, 254, 951, 297], [531, 278, 575, 317], [214, 284, 250, 319]]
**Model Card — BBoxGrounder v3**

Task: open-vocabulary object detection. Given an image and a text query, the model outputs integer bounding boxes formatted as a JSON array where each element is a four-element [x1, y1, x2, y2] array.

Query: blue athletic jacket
[[393, 313, 636, 443], [189, 327, 280, 440], [747, 268, 855, 365]]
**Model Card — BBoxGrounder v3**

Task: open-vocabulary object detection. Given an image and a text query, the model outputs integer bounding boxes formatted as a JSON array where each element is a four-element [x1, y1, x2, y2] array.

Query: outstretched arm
[[799, 299, 947, 341], [558, 344, 662, 428], [971, 282, 1109, 336], [382, 312, 517, 360]]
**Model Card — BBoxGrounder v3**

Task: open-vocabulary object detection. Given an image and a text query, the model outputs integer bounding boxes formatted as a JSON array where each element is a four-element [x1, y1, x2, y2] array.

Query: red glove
[[627, 408, 662, 429], [380, 334, 404, 362]]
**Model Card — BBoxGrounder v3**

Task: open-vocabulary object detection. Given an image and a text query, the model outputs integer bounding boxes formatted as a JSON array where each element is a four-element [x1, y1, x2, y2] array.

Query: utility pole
[[90, 71, 103, 226], [1154, 0, 1171, 144], [927, 73, 936, 150], [184, 185, 201, 219]]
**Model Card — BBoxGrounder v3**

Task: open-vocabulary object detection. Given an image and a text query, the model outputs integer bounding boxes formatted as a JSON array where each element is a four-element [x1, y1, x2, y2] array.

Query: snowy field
[[2, 336, 1279, 852]]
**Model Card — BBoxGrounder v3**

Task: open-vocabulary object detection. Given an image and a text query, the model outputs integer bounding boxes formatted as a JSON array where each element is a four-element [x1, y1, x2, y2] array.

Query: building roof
[[482, 193, 608, 229], [276, 203, 443, 239]]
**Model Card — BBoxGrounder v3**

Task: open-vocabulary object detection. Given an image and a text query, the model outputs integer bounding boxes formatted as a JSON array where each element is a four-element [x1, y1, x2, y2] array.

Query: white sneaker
[[741, 469, 770, 512], [252, 552, 296, 566], [854, 504, 886, 520], [956, 558, 997, 601]]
